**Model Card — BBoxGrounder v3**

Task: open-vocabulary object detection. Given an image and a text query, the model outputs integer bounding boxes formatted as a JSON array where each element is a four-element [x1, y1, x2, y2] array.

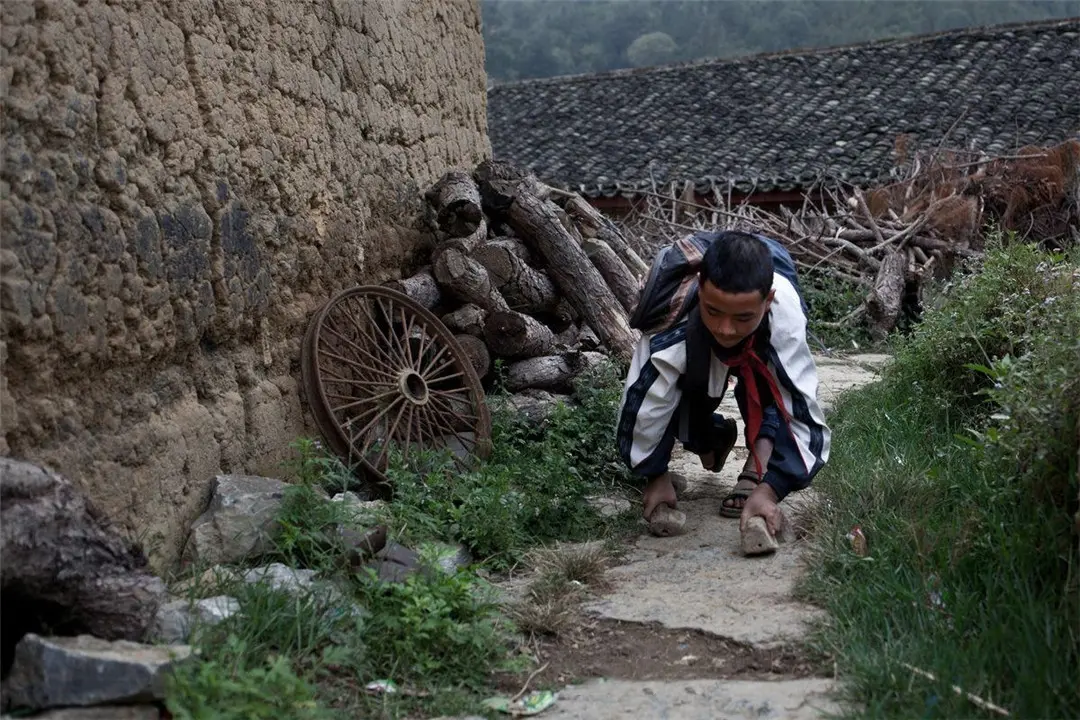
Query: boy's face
[[698, 279, 774, 348]]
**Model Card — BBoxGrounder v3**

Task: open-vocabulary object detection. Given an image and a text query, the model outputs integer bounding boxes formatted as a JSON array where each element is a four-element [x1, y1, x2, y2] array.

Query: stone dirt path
[[537, 353, 889, 720]]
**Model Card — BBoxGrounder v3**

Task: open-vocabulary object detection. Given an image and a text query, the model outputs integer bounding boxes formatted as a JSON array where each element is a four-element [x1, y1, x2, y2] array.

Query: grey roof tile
[[488, 19, 1080, 197]]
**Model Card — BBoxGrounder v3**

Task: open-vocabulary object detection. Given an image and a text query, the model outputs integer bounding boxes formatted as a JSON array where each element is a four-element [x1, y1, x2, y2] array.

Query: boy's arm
[[767, 276, 831, 472], [616, 330, 687, 478]]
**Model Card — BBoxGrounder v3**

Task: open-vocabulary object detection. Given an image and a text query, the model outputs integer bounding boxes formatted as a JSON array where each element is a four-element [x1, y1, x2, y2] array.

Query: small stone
[[171, 565, 241, 597], [648, 506, 686, 537], [422, 541, 473, 573], [586, 495, 633, 517], [184, 475, 290, 566], [741, 516, 779, 556], [242, 563, 315, 594], [193, 595, 240, 625], [331, 492, 385, 525], [4, 634, 191, 711], [150, 594, 240, 644]]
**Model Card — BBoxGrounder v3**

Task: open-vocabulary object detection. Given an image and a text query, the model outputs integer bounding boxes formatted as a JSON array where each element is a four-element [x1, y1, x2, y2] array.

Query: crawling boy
[[616, 230, 830, 539]]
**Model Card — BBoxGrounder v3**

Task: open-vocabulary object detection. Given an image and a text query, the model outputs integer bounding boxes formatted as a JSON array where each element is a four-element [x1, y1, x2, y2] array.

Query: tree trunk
[[471, 240, 558, 313], [454, 334, 491, 379], [866, 250, 906, 341], [583, 237, 640, 314], [441, 304, 487, 338], [383, 266, 442, 309], [484, 310, 556, 358], [425, 169, 483, 238], [475, 163, 637, 361], [0, 459, 167, 674], [432, 246, 510, 314], [562, 194, 649, 278]]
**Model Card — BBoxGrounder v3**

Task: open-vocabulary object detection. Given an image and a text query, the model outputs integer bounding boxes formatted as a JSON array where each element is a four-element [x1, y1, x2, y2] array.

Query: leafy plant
[[798, 239, 1080, 718]]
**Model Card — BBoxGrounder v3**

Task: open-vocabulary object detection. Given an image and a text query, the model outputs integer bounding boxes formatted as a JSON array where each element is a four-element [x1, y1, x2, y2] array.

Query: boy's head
[[697, 231, 775, 348]]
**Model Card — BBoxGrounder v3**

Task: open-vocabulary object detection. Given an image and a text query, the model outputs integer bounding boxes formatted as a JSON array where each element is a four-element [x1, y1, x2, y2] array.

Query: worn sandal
[[720, 472, 760, 518]]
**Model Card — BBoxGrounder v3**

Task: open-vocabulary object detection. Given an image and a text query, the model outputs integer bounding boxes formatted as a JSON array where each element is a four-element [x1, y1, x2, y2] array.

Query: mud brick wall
[[0, 0, 490, 570]]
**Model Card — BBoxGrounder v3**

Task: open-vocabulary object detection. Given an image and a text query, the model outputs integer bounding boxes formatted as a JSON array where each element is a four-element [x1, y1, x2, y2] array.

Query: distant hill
[[481, 0, 1079, 83]]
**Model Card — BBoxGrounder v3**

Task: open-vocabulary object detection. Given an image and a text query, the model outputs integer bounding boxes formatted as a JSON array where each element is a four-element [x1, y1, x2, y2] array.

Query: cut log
[[484, 310, 556, 358], [471, 240, 559, 314], [383, 266, 441, 309], [583, 237, 639, 314], [475, 162, 637, 361], [0, 458, 167, 675], [454, 334, 491, 379], [441, 304, 487, 338], [432, 246, 510, 314], [504, 351, 608, 392], [425, 169, 483, 238], [561, 193, 649, 278], [866, 250, 906, 341]]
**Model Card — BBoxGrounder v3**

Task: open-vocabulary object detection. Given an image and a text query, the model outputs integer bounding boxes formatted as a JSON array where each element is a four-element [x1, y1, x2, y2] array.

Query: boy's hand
[[699, 451, 715, 470], [740, 483, 782, 536]]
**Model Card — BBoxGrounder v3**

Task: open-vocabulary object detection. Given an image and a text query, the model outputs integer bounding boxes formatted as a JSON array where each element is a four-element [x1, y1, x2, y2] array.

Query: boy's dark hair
[[698, 231, 774, 298]]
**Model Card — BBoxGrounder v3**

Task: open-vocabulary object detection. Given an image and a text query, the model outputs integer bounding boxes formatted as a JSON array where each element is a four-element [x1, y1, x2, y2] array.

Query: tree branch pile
[[390, 161, 646, 397], [616, 138, 1080, 340]]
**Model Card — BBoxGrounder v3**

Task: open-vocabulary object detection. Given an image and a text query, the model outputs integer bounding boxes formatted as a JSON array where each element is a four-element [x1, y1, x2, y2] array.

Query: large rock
[[184, 475, 290, 565], [4, 634, 191, 711], [0, 459, 166, 674]]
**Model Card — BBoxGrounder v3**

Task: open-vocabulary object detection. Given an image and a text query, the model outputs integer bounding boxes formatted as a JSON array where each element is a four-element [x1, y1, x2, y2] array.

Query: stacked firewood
[[385, 160, 647, 395]]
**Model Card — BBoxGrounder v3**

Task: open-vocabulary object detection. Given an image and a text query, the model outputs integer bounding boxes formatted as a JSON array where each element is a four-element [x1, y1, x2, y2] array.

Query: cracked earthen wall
[[0, 0, 490, 570]]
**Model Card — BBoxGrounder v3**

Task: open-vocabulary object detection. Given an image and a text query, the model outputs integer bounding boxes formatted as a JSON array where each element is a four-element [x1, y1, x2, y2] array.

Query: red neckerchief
[[723, 334, 792, 478]]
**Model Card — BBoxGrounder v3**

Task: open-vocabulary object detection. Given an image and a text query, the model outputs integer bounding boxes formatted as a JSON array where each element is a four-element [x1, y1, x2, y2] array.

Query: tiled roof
[[487, 19, 1080, 198]]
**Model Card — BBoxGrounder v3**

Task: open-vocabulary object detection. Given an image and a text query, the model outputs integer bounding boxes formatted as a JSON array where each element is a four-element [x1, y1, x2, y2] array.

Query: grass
[[797, 238, 1080, 718], [165, 358, 640, 718]]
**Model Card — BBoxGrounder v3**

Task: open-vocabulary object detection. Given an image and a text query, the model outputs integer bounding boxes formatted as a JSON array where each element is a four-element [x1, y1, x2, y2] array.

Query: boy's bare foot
[[642, 473, 678, 521]]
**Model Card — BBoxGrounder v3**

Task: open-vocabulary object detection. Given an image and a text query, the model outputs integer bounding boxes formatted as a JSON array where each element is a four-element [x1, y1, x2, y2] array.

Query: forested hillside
[[481, 0, 1078, 82]]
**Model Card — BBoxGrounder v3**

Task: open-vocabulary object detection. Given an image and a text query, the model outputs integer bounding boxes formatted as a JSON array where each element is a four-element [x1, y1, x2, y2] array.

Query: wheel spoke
[[320, 323, 397, 380], [356, 298, 405, 370], [428, 393, 479, 424]]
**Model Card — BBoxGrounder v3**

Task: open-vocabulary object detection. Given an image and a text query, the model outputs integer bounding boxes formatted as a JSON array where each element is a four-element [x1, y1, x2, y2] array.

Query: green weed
[[798, 239, 1080, 718]]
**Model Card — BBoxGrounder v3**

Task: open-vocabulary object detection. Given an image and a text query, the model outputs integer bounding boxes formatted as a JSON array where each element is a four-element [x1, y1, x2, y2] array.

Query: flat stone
[[184, 475, 290, 565], [543, 678, 839, 720], [4, 634, 191, 711]]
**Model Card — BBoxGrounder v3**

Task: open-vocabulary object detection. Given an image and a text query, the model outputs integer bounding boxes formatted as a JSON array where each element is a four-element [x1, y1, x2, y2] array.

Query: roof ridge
[[487, 16, 1080, 92]]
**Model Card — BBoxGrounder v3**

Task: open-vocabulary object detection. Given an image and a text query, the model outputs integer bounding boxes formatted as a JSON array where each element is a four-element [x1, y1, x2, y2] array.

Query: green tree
[[626, 31, 678, 67]]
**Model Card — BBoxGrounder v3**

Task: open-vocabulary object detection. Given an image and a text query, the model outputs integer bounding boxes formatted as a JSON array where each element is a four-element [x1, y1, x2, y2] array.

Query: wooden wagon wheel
[[301, 285, 492, 495]]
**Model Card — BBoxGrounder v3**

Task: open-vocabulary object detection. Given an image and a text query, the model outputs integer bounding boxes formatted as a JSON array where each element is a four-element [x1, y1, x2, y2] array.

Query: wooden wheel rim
[[303, 285, 492, 490]]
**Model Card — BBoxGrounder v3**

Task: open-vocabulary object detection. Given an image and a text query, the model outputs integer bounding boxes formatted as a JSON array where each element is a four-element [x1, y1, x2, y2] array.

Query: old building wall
[[0, 0, 490, 569]]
